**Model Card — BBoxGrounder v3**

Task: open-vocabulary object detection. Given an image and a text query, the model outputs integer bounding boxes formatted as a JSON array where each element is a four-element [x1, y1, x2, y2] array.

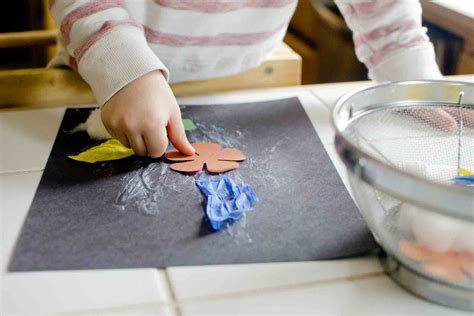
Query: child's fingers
[[112, 131, 131, 149], [101, 120, 130, 148], [127, 133, 147, 156], [403, 108, 458, 133], [167, 110, 196, 156], [445, 108, 474, 128], [144, 126, 169, 158]]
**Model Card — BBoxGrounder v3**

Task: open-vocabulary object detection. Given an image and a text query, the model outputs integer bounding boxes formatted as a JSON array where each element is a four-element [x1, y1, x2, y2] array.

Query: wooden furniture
[[0, 30, 57, 49], [0, 0, 301, 109], [285, 0, 366, 84], [0, 36, 301, 109], [171, 43, 301, 98], [421, 0, 474, 75], [0, 0, 57, 69]]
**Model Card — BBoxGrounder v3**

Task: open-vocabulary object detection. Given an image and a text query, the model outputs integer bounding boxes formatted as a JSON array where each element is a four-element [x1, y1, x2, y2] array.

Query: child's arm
[[335, 0, 442, 81], [49, 1, 194, 157], [335, 0, 461, 131]]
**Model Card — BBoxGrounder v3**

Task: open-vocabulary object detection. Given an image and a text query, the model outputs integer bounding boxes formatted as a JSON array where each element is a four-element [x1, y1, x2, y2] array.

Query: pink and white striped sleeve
[[335, 0, 442, 81], [49, 0, 169, 105]]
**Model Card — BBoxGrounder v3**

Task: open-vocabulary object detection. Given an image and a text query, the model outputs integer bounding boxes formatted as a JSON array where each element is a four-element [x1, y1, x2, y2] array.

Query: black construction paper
[[9, 97, 377, 271]]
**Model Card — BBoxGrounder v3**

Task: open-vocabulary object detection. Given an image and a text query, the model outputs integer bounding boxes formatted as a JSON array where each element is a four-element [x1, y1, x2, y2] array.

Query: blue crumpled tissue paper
[[452, 175, 474, 187], [195, 176, 257, 230]]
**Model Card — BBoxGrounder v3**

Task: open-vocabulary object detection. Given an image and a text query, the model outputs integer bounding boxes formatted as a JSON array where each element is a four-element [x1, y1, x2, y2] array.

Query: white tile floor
[[0, 173, 172, 314], [70, 301, 174, 315], [166, 257, 382, 301], [309, 81, 374, 110], [0, 108, 65, 173], [1, 81, 471, 315], [178, 275, 469, 315], [2, 270, 171, 314]]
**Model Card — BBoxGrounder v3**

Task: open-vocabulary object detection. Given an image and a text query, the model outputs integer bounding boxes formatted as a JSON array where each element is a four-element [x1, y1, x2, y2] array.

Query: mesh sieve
[[333, 80, 473, 220], [343, 104, 474, 184], [333, 80, 474, 310]]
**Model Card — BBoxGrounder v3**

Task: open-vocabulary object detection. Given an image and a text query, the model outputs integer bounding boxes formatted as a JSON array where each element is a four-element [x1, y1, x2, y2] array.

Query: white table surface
[[1, 76, 473, 315]]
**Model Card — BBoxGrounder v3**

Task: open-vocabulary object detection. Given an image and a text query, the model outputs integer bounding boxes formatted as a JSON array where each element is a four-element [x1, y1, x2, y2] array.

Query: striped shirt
[[49, 0, 442, 105]]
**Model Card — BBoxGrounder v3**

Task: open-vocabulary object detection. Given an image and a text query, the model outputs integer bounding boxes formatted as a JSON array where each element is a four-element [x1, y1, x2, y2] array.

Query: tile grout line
[[0, 169, 44, 176], [93, 270, 385, 312], [165, 270, 386, 308], [309, 89, 333, 112], [163, 269, 183, 316], [63, 301, 165, 315], [3, 268, 385, 314]]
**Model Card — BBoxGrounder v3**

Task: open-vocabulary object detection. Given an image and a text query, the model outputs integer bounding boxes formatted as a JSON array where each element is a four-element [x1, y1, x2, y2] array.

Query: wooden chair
[[0, 29, 301, 109], [285, 0, 367, 84]]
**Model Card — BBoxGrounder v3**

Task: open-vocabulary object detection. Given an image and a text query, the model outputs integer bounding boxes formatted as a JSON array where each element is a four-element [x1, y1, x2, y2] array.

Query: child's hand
[[101, 71, 195, 157]]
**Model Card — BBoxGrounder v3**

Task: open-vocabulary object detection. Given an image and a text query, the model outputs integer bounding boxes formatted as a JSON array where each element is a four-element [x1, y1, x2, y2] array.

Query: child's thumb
[[167, 111, 195, 156]]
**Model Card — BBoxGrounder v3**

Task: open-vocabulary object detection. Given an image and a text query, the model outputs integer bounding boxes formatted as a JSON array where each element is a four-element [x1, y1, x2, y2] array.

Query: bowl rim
[[332, 80, 474, 221]]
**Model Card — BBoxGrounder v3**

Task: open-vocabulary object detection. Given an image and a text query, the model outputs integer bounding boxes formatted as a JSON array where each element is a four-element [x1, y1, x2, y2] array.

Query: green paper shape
[[183, 119, 196, 131]]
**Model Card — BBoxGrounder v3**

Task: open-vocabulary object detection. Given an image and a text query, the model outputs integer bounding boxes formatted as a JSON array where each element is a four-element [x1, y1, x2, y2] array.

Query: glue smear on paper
[[112, 121, 283, 245], [113, 162, 194, 215], [191, 122, 282, 189]]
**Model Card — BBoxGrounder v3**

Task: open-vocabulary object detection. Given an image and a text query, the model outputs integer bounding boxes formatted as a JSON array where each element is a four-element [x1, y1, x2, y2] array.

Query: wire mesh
[[341, 103, 474, 286], [344, 105, 474, 184]]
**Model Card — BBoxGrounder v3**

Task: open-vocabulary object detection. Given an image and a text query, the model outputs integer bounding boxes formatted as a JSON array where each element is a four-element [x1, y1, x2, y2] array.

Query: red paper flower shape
[[399, 240, 474, 282], [165, 142, 246, 174]]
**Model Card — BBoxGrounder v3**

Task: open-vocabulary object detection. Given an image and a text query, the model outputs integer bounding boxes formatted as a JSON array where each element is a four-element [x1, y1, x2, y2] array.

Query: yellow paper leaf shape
[[69, 139, 134, 163], [458, 167, 474, 177]]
